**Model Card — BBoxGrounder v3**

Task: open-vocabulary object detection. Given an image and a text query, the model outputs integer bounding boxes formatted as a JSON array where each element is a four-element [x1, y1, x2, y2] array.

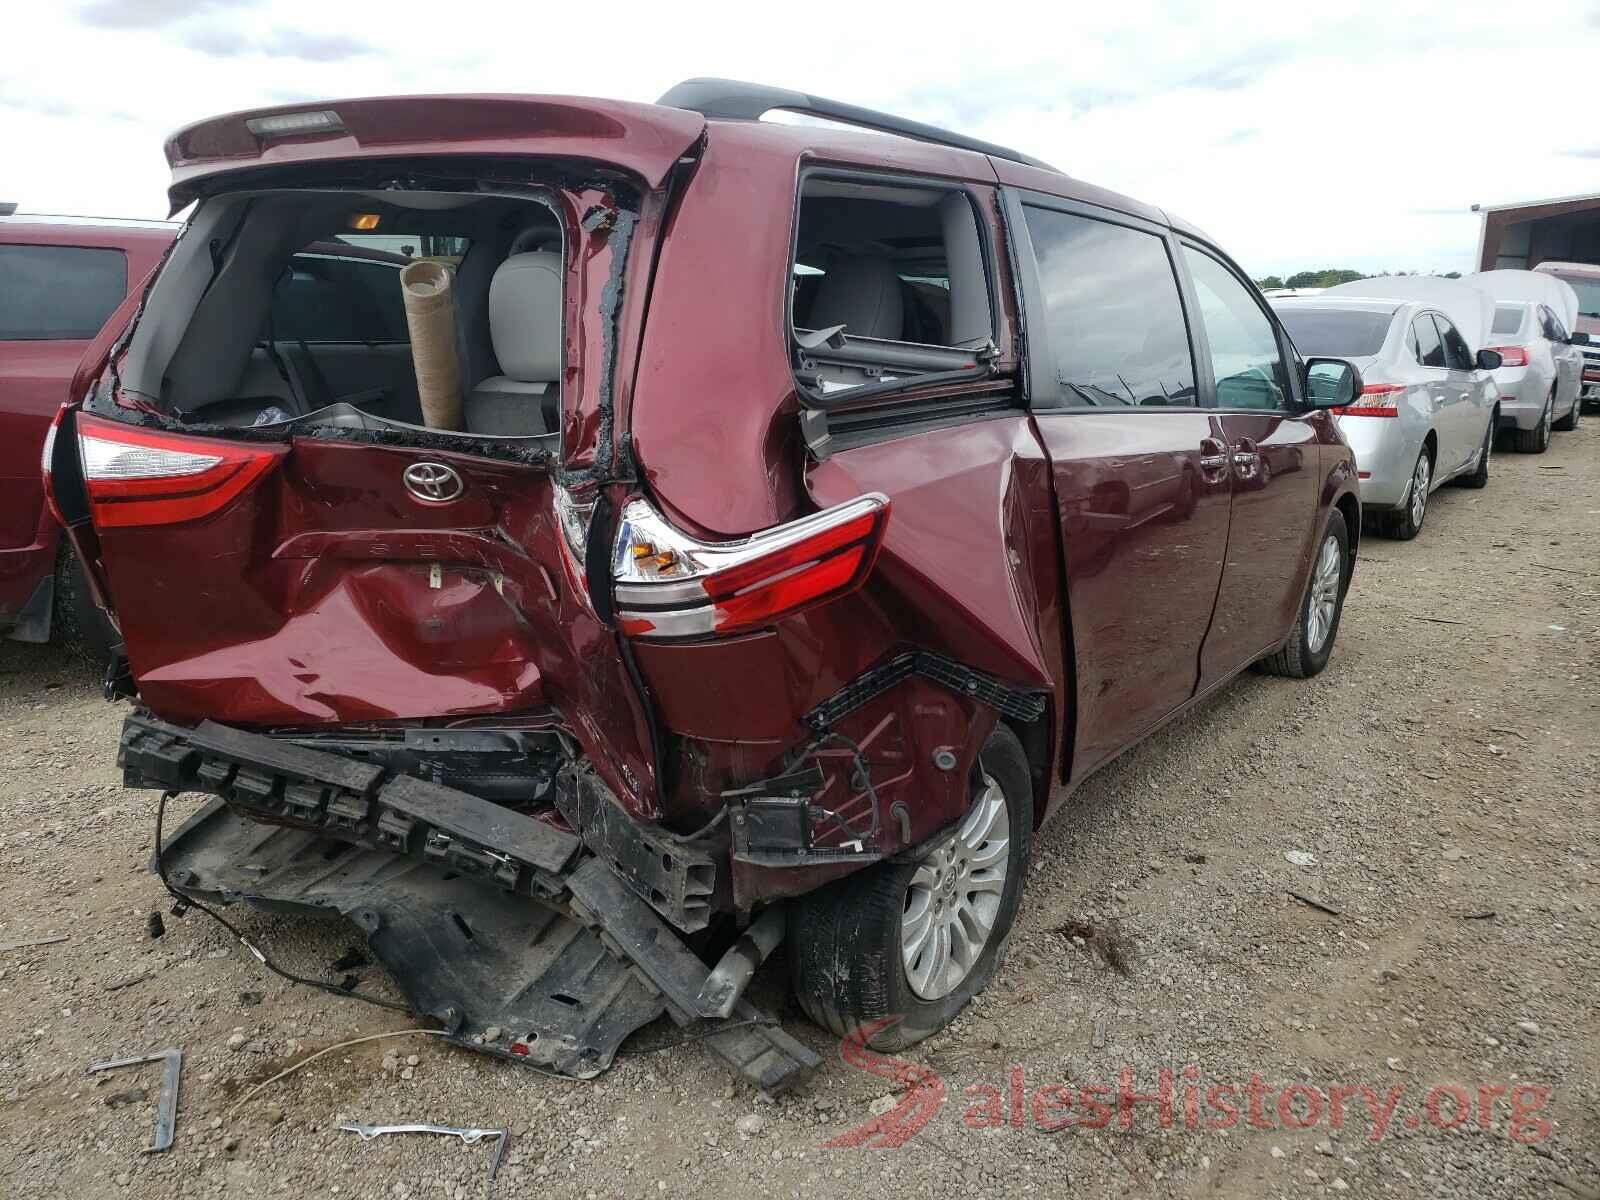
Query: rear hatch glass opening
[[100, 184, 572, 452], [789, 173, 999, 401]]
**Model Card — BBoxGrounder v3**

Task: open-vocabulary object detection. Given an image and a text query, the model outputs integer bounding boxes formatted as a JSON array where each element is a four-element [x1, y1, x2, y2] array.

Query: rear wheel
[[1257, 507, 1349, 679], [789, 724, 1032, 1051], [1382, 448, 1431, 539], [1513, 393, 1553, 453]]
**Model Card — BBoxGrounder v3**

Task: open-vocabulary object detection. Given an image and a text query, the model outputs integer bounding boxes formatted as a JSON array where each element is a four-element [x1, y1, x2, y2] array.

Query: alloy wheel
[[901, 774, 1011, 1000], [1410, 453, 1430, 529], [1306, 532, 1342, 653]]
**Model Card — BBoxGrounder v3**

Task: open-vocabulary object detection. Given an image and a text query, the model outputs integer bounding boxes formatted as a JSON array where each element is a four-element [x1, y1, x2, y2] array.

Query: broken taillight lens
[[78, 414, 284, 528], [612, 493, 890, 638]]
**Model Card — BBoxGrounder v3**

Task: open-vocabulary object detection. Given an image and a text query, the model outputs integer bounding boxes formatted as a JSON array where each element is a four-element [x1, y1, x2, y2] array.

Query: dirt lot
[[1, 421, 1596, 1200]]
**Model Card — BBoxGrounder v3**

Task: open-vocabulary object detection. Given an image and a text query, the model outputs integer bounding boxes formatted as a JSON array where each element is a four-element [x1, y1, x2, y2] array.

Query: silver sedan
[[1273, 296, 1499, 539], [1481, 300, 1583, 450]]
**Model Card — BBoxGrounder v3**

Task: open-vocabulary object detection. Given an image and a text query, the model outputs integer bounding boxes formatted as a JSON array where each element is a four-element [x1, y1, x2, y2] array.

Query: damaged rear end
[[50, 90, 1058, 1088]]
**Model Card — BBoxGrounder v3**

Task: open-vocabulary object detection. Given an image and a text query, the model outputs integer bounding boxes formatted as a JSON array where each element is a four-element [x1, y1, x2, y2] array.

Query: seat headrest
[[810, 256, 904, 341], [489, 250, 561, 382]]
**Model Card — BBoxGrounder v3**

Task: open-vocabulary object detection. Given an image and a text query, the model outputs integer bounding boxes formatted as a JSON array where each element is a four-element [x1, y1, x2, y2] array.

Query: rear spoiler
[[162, 94, 706, 211]]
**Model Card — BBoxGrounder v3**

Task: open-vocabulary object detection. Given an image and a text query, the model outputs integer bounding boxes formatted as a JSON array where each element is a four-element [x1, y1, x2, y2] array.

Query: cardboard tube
[[399, 260, 462, 431]]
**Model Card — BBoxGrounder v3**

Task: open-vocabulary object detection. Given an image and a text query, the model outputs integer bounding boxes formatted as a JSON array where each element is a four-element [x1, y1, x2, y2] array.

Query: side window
[[790, 183, 986, 347], [1436, 316, 1472, 370], [271, 255, 407, 343], [0, 244, 128, 340], [1540, 306, 1566, 342], [789, 176, 994, 395], [1180, 246, 1288, 410], [1413, 316, 1445, 368], [1022, 207, 1197, 407]]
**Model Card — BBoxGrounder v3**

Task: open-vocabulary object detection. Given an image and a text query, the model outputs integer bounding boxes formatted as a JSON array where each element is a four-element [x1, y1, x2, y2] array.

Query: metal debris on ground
[[104, 970, 154, 992], [87, 1047, 182, 1153], [340, 1123, 509, 1195], [1287, 890, 1343, 917], [146, 912, 165, 939], [0, 933, 68, 952]]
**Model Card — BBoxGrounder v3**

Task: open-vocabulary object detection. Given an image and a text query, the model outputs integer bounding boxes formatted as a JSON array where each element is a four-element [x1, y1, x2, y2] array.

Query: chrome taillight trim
[[612, 492, 888, 637]]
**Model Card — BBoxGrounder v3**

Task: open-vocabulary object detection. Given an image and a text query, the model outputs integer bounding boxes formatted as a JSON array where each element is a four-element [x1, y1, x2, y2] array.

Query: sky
[[4, 0, 1599, 277]]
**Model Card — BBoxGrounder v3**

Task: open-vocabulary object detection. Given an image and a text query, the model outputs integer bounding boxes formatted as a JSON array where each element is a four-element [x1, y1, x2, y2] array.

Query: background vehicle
[[1468, 268, 1584, 447], [48, 81, 1363, 1081], [0, 213, 174, 654], [1534, 261, 1600, 411], [1274, 279, 1501, 539]]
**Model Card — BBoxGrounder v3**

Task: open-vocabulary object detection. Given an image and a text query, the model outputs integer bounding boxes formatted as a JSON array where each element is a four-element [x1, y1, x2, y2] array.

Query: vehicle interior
[[117, 188, 564, 440], [789, 176, 994, 396]]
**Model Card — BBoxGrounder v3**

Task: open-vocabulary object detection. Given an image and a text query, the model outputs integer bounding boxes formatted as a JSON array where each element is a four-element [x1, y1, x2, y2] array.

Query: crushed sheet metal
[[88, 1047, 182, 1153]]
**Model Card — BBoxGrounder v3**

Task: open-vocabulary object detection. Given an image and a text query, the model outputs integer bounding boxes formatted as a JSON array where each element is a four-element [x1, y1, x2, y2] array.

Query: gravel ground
[[1, 421, 1596, 1200]]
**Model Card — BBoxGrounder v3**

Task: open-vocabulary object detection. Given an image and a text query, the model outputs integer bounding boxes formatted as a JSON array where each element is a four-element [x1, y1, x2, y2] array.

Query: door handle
[[1231, 437, 1260, 470], [1198, 437, 1229, 475]]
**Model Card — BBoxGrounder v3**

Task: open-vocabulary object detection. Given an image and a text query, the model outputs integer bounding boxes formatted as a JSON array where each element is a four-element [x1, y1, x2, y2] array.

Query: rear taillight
[[1333, 383, 1403, 418], [612, 493, 890, 638], [1486, 345, 1529, 367], [40, 408, 65, 526], [78, 414, 284, 528]]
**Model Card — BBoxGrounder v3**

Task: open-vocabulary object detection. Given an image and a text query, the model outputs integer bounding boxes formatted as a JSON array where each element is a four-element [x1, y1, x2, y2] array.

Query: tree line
[[1255, 268, 1462, 290]]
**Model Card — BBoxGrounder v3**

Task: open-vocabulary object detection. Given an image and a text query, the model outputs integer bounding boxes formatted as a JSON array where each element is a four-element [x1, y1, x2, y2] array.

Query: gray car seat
[[464, 250, 561, 436], [809, 256, 904, 341]]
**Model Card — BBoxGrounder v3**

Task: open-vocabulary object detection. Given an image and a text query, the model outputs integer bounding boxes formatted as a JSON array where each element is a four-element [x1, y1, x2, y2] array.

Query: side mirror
[[1302, 358, 1364, 408], [1571, 331, 1591, 346], [1476, 348, 1503, 370]]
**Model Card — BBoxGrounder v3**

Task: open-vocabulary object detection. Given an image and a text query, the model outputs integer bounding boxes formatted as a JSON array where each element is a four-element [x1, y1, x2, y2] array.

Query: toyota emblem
[[402, 461, 464, 503]]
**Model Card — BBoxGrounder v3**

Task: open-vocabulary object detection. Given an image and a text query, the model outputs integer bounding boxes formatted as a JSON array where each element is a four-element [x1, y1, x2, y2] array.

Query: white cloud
[[4, 0, 1596, 275]]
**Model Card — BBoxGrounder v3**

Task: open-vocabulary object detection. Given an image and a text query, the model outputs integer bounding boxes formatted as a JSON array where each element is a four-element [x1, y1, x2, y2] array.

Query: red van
[[49, 82, 1365, 1091], [1, 214, 174, 652]]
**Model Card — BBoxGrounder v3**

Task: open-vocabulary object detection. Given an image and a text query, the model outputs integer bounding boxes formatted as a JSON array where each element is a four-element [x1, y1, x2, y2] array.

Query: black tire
[[1257, 507, 1350, 679], [1552, 392, 1579, 432], [54, 544, 118, 667], [1455, 413, 1493, 490], [1380, 447, 1432, 539], [788, 724, 1033, 1052], [1512, 393, 1553, 453]]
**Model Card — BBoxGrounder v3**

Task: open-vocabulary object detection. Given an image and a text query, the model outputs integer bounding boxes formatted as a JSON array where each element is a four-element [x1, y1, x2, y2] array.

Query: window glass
[[1413, 315, 1445, 367], [1276, 307, 1393, 357], [1022, 207, 1196, 407], [1181, 246, 1288, 410], [270, 252, 410, 343], [0, 244, 127, 340], [1540, 306, 1567, 342], [1435, 316, 1472, 370], [1490, 305, 1524, 337]]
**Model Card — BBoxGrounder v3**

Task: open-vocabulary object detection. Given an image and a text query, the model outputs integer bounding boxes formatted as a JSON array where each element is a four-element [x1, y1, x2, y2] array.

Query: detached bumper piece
[[124, 712, 820, 1093]]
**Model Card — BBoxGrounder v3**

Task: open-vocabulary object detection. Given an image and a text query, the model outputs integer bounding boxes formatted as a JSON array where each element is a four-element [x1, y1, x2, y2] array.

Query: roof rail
[[656, 78, 1060, 174]]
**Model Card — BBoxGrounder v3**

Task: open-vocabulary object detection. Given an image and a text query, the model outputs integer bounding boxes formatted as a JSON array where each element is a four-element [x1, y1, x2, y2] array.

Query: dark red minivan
[[48, 81, 1364, 1091]]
